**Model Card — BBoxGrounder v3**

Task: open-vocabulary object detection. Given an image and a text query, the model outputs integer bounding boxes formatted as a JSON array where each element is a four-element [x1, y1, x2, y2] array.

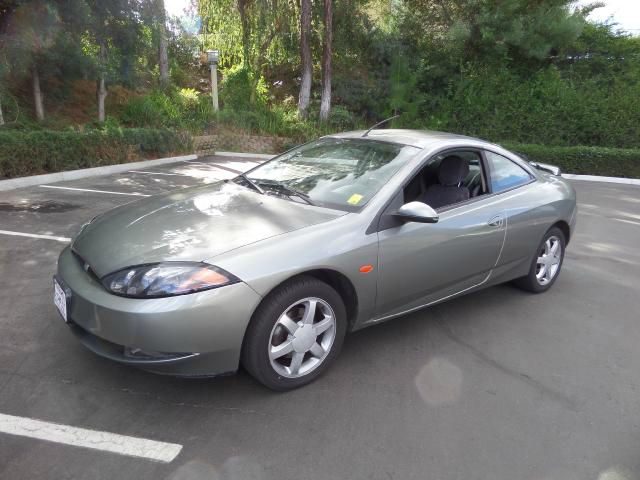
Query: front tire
[[514, 226, 566, 293], [241, 276, 347, 391]]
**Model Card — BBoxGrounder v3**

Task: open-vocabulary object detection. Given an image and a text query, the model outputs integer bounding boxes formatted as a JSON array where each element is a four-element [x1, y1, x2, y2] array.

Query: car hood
[[72, 181, 344, 277]]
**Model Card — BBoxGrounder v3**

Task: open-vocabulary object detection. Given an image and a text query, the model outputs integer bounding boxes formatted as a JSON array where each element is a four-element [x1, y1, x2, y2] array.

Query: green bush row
[[120, 89, 214, 133], [503, 143, 640, 178], [0, 128, 192, 178], [395, 66, 640, 150]]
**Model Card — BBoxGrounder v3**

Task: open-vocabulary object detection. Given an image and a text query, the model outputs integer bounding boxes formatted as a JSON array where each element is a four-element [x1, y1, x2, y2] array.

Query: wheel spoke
[[302, 299, 318, 325], [313, 317, 333, 335], [288, 352, 304, 375], [536, 264, 547, 280], [309, 342, 325, 358], [270, 340, 293, 360], [278, 315, 299, 335], [550, 239, 560, 256]]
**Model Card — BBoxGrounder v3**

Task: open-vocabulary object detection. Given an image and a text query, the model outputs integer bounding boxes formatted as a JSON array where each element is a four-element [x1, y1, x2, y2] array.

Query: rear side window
[[485, 151, 532, 193]]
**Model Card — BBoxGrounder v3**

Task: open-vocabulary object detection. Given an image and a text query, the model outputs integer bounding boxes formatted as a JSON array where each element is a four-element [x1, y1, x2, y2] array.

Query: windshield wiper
[[255, 179, 316, 206], [235, 174, 265, 195]]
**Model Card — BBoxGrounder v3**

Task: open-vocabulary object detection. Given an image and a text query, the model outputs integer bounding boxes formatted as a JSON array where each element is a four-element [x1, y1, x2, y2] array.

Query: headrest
[[438, 155, 469, 186]]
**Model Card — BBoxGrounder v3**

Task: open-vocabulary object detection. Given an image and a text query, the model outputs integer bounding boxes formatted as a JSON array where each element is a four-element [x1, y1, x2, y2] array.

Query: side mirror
[[393, 201, 439, 224]]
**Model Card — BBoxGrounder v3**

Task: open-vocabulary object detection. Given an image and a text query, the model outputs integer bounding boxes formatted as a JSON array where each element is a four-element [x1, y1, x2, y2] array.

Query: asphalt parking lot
[[0, 156, 639, 480]]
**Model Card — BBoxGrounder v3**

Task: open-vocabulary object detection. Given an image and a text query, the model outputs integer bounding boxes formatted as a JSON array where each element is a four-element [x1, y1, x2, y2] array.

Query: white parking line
[[185, 161, 243, 175], [128, 170, 190, 177], [0, 413, 183, 463], [40, 185, 150, 197], [614, 218, 640, 227], [0, 230, 71, 243]]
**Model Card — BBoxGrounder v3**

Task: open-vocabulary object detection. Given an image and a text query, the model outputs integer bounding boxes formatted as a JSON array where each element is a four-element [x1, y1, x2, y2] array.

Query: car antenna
[[362, 114, 400, 137]]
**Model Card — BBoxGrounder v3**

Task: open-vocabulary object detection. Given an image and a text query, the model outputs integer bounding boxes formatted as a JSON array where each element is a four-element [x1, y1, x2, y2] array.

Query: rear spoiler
[[529, 161, 562, 176], [507, 149, 562, 176]]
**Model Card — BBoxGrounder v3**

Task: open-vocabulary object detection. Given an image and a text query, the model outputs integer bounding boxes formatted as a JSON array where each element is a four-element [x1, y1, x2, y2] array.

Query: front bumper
[[56, 246, 263, 376]]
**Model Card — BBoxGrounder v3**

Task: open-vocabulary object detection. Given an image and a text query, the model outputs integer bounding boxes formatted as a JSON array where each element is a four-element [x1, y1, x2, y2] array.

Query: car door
[[373, 150, 507, 321]]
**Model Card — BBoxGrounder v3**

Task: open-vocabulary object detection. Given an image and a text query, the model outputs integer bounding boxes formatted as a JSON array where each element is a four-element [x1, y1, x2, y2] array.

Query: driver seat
[[420, 155, 470, 209]]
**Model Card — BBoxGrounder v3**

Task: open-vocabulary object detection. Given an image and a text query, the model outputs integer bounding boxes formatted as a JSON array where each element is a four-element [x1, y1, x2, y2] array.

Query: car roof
[[327, 129, 494, 149]]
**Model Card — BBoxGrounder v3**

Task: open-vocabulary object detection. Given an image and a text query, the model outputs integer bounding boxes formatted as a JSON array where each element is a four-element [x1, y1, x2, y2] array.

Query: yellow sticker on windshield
[[347, 194, 364, 205]]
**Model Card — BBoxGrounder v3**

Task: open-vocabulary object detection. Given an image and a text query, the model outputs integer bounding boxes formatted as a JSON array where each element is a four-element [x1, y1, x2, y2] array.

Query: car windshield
[[243, 138, 420, 211]]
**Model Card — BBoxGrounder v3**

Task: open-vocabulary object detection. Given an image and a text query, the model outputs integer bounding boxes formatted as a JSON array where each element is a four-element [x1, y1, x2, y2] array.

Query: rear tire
[[514, 226, 566, 293], [241, 276, 347, 391]]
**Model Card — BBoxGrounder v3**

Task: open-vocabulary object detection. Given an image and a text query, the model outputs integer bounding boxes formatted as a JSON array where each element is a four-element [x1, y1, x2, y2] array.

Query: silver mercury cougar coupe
[[54, 129, 577, 390]]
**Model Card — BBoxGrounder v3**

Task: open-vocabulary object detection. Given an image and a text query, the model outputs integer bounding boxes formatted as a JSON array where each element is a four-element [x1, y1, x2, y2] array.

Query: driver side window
[[403, 150, 488, 210]]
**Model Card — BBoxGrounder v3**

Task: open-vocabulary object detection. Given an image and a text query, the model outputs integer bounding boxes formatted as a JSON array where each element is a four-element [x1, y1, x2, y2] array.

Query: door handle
[[488, 215, 504, 227]]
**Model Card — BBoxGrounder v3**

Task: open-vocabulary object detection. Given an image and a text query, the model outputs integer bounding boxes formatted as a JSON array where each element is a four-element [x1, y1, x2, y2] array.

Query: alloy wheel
[[268, 297, 337, 378], [535, 235, 562, 286]]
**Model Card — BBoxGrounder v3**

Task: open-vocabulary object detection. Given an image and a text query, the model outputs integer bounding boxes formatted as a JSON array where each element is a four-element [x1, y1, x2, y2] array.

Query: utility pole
[[207, 50, 220, 112]]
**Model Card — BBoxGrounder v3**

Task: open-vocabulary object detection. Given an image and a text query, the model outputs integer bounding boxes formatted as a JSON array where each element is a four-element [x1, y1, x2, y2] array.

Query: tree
[[156, 0, 170, 88], [199, 0, 295, 105], [97, 41, 107, 122], [297, 0, 312, 119], [87, 0, 143, 122], [0, 4, 11, 126], [319, 0, 332, 121], [1, 1, 60, 121], [400, 0, 587, 68]]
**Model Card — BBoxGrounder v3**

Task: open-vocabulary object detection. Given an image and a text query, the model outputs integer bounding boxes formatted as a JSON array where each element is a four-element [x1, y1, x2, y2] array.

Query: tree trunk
[[32, 65, 44, 121], [237, 0, 251, 69], [297, 0, 312, 119], [97, 42, 107, 123], [319, 0, 332, 122], [157, 0, 170, 89], [0, 96, 4, 126]]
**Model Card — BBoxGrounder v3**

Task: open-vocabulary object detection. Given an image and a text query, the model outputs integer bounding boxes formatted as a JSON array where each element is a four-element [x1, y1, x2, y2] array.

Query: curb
[[0, 154, 197, 192], [1, 151, 637, 192], [561, 174, 640, 186]]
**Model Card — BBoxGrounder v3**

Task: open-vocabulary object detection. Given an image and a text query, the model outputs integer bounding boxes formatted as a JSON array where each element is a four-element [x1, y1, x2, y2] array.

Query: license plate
[[53, 278, 68, 323]]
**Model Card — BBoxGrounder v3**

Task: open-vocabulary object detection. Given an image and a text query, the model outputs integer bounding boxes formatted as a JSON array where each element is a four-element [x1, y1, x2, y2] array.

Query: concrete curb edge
[[0, 154, 197, 192], [561, 174, 640, 186]]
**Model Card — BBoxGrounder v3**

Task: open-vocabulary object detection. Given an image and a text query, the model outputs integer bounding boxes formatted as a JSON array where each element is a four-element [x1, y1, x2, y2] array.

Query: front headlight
[[102, 262, 239, 298]]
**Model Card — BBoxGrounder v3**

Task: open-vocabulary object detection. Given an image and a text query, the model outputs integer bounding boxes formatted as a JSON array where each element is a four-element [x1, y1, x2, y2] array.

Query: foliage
[[398, 0, 588, 66], [504, 143, 640, 178], [0, 127, 192, 178], [219, 65, 268, 111], [387, 54, 421, 123], [215, 102, 359, 142], [2, 0, 640, 179], [120, 89, 213, 132], [422, 65, 640, 149]]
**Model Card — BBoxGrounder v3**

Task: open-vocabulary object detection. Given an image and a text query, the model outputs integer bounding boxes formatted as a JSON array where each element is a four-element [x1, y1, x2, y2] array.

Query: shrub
[[220, 65, 268, 111], [0, 128, 192, 178], [120, 90, 214, 133], [503, 143, 640, 178], [327, 105, 356, 130], [423, 66, 640, 149]]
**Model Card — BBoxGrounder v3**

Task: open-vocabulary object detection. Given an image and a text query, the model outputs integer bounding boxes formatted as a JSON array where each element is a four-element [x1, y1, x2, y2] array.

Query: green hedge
[[503, 143, 640, 179], [0, 128, 192, 178]]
